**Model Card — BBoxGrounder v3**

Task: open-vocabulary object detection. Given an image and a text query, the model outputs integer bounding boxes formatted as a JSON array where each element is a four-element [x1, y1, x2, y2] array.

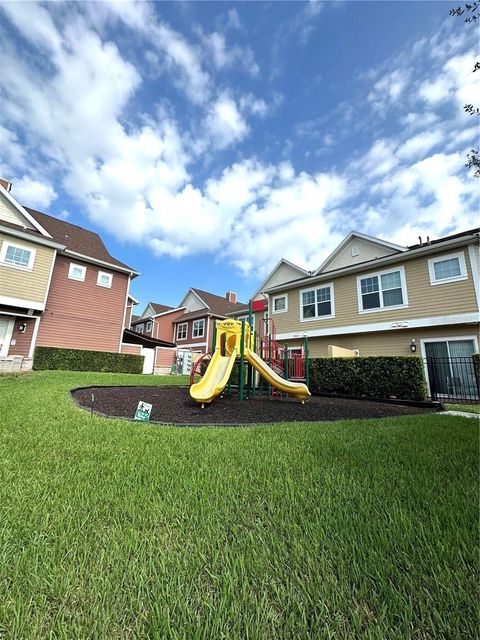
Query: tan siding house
[[263, 230, 480, 360]]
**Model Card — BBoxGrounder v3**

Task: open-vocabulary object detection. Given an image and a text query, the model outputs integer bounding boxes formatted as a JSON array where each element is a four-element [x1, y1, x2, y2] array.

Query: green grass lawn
[[0, 371, 478, 639]]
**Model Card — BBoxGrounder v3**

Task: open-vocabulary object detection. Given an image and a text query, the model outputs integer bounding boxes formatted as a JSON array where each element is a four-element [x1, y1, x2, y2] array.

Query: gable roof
[[150, 302, 175, 315], [314, 231, 406, 275], [191, 288, 246, 316], [252, 258, 310, 299], [174, 288, 246, 322], [264, 227, 480, 294], [25, 207, 137, 274], [0, 182, 52, 236]]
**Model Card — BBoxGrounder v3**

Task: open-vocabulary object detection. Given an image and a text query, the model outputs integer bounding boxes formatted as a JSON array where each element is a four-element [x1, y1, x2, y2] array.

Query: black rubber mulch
[[71, 385, 438, 426]]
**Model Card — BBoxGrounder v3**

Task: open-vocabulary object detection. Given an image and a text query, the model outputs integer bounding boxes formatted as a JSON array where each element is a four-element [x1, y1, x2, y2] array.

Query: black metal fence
[[424, 357, 480, 403]]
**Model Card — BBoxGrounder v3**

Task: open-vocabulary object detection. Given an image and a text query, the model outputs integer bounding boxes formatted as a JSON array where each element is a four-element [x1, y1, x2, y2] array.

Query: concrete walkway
[[439, 410, 480, 420]]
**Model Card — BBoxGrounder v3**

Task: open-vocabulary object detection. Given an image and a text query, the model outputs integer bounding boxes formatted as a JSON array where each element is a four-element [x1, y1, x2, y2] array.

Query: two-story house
[[260, 229, 479, 395], [172, 288, 247, 354], [0, 178, 138, 370], [131, 301, 186, 342]]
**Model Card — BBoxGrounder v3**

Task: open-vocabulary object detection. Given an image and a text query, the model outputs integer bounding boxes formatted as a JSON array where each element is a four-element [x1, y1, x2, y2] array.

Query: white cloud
[[204, 92, 249, 150], [396, 129, 444, 161], [368, 69, 410, 111], [14, 176, 57, 209]]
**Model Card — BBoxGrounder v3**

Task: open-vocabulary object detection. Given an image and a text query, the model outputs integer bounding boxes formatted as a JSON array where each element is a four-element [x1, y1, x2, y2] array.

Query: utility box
[[177, 350, 193, 375]]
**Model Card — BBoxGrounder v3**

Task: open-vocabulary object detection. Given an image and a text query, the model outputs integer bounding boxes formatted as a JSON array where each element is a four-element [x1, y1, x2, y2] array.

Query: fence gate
[[424, 356, 480, 403]]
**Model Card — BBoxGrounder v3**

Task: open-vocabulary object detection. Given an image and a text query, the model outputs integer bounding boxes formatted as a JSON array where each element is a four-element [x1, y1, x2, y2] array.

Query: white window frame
[[136, 323, 144, 334], [272, 294, 288, 314], [192, 318, 205, 338], [356, 266, 408, 314], [146, 321, 152, 332], [68, 262, 87, 282], [427, 251, 468, 286], [97, 271, 113, 288], [299, 283, 335, 322], [176, 323, 187, 341], [0, 241, 36, 271]]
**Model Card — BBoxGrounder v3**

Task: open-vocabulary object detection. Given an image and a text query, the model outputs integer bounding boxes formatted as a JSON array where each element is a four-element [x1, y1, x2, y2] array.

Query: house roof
[[264, 227, 480, 294], [190, 288, 247, 315], [173, 288, 247, 323], [25, 207, 137, 274], [149, 302, 175, 315], [122, 329, 175, 348], [252, 258, 309, 299]]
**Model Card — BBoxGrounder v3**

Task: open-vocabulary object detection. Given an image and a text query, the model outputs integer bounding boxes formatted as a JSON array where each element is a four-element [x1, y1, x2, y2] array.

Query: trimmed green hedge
[[33, 346, 143, 374], [309, 356, 427, 401]]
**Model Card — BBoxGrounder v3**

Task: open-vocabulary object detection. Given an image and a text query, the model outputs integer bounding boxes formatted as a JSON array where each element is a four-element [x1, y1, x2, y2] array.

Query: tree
[[450, 2, 479, 177]]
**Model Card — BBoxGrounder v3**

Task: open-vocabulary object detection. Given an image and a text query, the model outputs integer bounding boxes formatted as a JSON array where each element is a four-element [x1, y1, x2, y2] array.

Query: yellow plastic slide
[[190, 349, 237, 406], [246, 350, 311, 402]]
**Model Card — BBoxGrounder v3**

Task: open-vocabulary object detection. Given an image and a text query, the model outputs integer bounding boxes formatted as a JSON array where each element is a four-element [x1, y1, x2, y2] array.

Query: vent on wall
[[351, 245, 360, 257]]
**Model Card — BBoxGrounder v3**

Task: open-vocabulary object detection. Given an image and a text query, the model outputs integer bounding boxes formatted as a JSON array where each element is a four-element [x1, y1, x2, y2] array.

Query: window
[[357, 267, 407, 313], [272, 294, 288, 314], [97, 271, 113, 288], [0, 241, 35, 270], [428, 252, 467, 285], [68, 262, 86, 282], [192, 319, 205, 338], [136, 323, 144, 334], [177, 323, 187, 340], [300, 284, 334, 321], [146, 321, 152, 332]]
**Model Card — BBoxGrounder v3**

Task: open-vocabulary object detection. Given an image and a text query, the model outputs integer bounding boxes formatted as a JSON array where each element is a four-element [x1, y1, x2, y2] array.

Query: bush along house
[[0, 177, 138, 372], [259, 229, 480, 401]]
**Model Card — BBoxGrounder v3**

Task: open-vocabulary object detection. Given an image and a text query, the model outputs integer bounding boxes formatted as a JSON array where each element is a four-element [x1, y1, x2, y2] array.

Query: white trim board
[[28, 316, 41, 358], [467, 245, 480, 310], [0, 184, 52, 237], [0, 294, 45, 311], [275, 312, 480, 341]]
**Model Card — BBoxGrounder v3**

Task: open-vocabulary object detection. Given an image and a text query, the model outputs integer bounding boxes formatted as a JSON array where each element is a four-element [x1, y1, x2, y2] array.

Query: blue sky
[[0, 1, 478, 311]]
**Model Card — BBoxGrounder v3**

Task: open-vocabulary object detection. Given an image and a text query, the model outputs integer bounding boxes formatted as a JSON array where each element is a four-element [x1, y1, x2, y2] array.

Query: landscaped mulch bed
[[71, 385, 439, 426]]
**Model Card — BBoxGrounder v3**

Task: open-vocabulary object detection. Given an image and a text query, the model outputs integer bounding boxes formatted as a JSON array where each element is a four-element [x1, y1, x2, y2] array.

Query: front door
[[424, 339, 478, 400], [0, 318, 14, 357]]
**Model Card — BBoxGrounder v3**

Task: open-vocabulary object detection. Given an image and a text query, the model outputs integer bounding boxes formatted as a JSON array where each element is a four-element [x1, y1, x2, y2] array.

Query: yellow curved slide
[[190, 349, 238, 406], [246, 350, 311, 401]]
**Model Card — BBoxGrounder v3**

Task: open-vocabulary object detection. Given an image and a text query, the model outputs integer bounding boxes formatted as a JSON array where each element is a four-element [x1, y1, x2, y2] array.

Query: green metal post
[[268, 334, 272, 398], [239, 319, 245, 401], [211, 321, 217, 353], [252, 331, 257, 399], [247, 301, 253, 397], [304, 336, 309, 387]]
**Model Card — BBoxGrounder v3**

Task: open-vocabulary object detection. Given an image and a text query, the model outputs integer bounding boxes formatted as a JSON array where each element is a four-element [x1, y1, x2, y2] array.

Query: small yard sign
[[134, 401, 153, 422]]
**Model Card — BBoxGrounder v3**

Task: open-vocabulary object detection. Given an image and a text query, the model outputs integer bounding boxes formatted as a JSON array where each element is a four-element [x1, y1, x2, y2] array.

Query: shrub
[[309, 356, 427, 401], [33, 346, 143, 374]]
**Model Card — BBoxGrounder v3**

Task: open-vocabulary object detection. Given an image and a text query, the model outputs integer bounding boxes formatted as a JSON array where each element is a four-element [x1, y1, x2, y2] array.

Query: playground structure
[[190, 313, 310, 407]]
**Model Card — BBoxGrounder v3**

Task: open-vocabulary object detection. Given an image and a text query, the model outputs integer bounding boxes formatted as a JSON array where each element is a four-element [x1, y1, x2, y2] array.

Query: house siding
[[7, 316, 36, 357], [0, 192, 35, 228], [0, 233, 56, 306], [37, 255, 129, 352], [285, 324, 479, 358], [323, 238, 399, 272], [271, 250, 478, 336], [175, 315, 211, 351], [153, 308, 185, 342], [121, 343, 142, 355]]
